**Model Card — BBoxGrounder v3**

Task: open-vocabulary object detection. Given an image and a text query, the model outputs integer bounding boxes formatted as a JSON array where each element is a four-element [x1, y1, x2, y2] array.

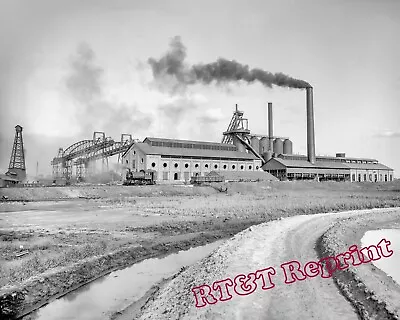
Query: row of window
[[352, 173, 392, 182], [346, 160, 377, 164], [152, 162, 256, 170], [149, 141, 236, 151], [287, 173, 347, 178]]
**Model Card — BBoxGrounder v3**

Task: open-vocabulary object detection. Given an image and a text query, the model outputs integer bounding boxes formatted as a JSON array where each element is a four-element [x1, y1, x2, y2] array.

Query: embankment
[[0, 233, 227, 319], [318, 210, 400, 319]]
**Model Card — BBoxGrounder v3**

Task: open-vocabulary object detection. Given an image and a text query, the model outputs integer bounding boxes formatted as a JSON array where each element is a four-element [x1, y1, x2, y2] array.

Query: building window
[[126, 160, 128, 164], [141, 158, 144, 163], [195, 164, 199, 168], [163, 172, 169, 180], [184, 172, 190, 181], [352, 174, 355, 181], [364, 174, 367, 181], [133, 151, 136, 155], [185, 163, 189, 168], [240, 165, 244, 170], [214, 164, 218, 169], [174, 172, 179, 180], [232, 165, 236, 169], [380, 174, 382, 181], [390, 174, 393, 181], [163, 162, 167, 168], [385, 174, 387, 182], [151, 162, 156, 168], [205, 164, 209, 168], [358, 174, 361, 182], [369, 174, 372, 181], [174, 163, 178, 168], [249, 165, 252, 170], [223, 164, 227, 169]]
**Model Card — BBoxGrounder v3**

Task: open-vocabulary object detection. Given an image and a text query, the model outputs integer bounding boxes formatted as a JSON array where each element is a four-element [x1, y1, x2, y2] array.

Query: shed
[[210, 170, 278, 182], [0, 174, 20, 188]]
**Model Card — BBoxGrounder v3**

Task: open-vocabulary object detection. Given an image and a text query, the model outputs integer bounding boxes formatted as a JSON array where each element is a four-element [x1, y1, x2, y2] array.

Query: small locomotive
[[123, 169, 156, 185]]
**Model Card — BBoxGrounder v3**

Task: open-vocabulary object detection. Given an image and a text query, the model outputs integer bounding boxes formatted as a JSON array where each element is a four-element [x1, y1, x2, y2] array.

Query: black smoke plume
[[148, 36, 311, 92]]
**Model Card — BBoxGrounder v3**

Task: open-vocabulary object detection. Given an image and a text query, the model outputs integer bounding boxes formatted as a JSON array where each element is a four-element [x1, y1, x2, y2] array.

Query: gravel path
[[136, 208, 399, 320]]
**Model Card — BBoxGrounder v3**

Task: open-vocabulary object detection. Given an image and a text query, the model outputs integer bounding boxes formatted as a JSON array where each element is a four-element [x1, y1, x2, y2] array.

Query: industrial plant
[[0, 87, 394, 187], [120, 87, 393, 183]]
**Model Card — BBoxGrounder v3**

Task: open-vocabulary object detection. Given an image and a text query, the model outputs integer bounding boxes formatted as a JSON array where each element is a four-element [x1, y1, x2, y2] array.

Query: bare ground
[[133, 208, 400, 320], [0, 180, 399, 318]]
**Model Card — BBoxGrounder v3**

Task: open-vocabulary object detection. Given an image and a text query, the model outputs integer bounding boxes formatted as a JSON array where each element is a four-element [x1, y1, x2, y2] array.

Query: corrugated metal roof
[[0, 174, 20, 182], [269, 158, 315, 168], [279, 154, 378, 162], [344, 163, 393, 170], [263, 158, 392, 171], [135, 143, 258, 160], [314, 161, 350, 169], [143, 137, 236, 148]]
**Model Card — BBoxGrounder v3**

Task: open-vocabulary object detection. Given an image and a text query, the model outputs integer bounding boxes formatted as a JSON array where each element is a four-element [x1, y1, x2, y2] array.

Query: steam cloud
[[65, 43, 152, 136], [148, 36, 311, 93]]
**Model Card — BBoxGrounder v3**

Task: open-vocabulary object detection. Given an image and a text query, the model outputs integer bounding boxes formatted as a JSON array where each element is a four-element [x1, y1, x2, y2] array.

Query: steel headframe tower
[[221, 104, 250, 144], [7, 125, 27, 181]]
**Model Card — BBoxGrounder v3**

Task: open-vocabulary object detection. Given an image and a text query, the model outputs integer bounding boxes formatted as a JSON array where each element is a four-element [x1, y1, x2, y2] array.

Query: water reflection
[[361, 229, 400, 285], [26, 240, 224, 320]]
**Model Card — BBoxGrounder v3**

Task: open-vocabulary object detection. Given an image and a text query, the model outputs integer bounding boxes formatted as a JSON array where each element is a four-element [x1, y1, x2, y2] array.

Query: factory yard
[[0, 180, 400, 319]]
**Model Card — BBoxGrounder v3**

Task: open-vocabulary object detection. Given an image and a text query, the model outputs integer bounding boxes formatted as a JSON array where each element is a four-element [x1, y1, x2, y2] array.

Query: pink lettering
[[212, 278, 233, 302], [191, 284, 218, 307], [280, 260, 306, 284]]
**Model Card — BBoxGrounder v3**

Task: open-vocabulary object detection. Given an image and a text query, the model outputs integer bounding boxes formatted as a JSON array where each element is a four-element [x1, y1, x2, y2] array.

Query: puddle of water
[[27, 240, 224, 320], [361, 229, 400, 285]]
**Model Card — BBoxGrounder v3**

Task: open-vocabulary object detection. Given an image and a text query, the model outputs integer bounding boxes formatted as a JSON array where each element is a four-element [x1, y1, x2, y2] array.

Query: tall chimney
[[268, 102, 273, 151], [306, 87, 316, 164]]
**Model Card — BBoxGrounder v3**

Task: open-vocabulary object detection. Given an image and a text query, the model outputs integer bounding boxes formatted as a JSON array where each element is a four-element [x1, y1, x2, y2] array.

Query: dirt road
[[136, 208, 400, 320]]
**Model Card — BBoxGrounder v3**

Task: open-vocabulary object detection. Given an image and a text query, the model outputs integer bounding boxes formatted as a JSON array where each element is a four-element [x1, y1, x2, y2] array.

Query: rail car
[[190, 175, 224, 185], [123, 169, 156, 185]]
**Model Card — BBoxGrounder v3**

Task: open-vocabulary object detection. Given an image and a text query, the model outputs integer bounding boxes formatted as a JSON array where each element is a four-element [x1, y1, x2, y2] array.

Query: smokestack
[[306, 87, 316, 164], [268, 102, 273, 152]]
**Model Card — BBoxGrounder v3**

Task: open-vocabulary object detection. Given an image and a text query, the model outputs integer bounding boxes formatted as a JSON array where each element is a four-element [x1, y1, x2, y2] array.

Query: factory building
[[262, 154, 394, 182], [259, 88, 394, 182], [122, 137, 263, 183], [121, 87, 394, 184]]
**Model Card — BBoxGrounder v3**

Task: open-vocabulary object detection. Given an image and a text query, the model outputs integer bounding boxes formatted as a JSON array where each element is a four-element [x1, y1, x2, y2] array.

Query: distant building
[[0, 174, 20, 188], [122, 137, 263, 183], [262, 154, 394, 182], [207, 170, 278, 182]]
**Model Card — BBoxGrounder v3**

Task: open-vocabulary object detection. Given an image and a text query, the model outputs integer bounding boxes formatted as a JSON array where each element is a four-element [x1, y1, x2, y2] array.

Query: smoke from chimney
[[148, 36, 316, 164], [148, 36, 311, 92]]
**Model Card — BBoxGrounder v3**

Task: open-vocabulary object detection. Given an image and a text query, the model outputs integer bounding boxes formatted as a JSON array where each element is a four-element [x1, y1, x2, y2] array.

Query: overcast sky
[[0, 0, 399, 177]]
